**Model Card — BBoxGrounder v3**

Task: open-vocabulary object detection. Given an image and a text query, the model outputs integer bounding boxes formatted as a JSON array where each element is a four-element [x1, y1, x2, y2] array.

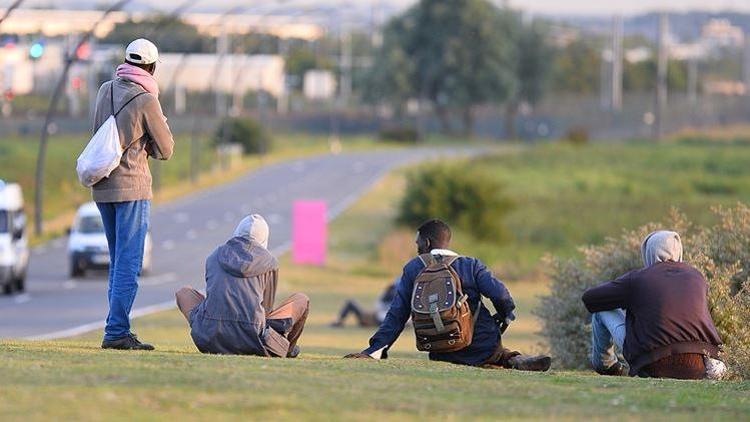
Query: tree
[[550, 39, 601, 94], [505, 21, 552, 140], [366, 0, 519, 136], [100, 16, 211, 53]]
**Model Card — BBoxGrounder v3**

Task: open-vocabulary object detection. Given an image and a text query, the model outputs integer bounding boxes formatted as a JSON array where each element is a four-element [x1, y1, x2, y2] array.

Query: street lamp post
[[33, 0, 132, 236]]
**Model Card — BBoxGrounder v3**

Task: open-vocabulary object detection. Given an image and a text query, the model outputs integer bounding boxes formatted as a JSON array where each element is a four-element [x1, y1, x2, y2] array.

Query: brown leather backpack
[[411, 253, 480, 353]]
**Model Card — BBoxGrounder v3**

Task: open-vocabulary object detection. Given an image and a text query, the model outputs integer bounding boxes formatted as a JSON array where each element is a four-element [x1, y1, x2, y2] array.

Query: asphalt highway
[[0, 147, 479, 340]]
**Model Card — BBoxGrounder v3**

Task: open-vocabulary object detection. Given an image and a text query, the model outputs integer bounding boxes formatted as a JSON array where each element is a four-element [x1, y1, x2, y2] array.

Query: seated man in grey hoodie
[[175, 214, 309, 357], [582, 230, 726, 379]]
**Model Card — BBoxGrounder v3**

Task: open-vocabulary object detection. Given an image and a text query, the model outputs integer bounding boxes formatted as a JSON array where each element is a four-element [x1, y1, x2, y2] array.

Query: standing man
[[93, 39, 174, 350]]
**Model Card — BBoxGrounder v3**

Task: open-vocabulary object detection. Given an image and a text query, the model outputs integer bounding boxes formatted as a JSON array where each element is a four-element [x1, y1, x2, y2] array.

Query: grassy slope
[[2, 167, 750, 420], [451, 140, 750, 276]]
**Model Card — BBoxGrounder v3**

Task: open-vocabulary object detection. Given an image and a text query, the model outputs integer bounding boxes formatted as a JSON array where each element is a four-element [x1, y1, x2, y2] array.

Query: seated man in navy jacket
[[344, 219, 551, 371]]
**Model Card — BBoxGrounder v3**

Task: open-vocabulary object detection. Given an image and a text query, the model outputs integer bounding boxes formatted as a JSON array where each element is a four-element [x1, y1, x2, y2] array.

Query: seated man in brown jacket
[[175, 214, 309, 357], [582, 230, 726, 379]]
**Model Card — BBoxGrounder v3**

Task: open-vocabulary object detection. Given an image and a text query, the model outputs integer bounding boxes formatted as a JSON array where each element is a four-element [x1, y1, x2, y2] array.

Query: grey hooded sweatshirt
[[189, 236, 279, 355]]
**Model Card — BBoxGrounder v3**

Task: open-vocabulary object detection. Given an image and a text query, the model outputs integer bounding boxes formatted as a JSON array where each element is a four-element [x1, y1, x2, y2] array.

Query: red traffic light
[[3, 90, 14, 102], [75, 42, 91, 60]]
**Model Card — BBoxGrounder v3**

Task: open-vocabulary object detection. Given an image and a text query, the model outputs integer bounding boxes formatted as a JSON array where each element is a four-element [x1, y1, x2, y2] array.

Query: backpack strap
[[110, 81, 148, 117], [418, 253, 435, 267]]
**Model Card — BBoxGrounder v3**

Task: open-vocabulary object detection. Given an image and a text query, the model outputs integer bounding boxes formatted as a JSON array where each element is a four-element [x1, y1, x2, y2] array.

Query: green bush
[[398, 163, 514, 242], [563, 126, 589, 145], [214, 117, 272, 155], [535, 206, 750, 379], [379, 126, 420, 144]]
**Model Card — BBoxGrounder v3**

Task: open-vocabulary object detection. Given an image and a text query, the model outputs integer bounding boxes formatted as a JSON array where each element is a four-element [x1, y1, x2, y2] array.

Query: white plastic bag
[[76, 115, 122, 188]]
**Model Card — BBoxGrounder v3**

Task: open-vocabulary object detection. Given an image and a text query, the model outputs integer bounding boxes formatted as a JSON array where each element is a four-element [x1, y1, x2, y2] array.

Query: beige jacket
[[91, 78, 174, 203]]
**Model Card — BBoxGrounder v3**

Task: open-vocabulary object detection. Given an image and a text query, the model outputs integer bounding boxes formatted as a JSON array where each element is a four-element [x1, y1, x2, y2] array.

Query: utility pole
[[215, 24, 229, 117], [34, 0, 131, 235], [611, 15, 624, 112], [653, 13, 668, 141], [687, 57, 698, 106]]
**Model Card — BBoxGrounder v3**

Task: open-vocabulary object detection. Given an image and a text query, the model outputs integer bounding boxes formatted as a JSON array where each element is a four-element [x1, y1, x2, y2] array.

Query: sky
[[3, 0, 750, 17], [506, 0, 750, 16]]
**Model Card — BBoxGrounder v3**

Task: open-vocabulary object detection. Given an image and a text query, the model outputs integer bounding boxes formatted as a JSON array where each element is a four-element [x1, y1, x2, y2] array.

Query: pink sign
[[293, 200, 327, 265]]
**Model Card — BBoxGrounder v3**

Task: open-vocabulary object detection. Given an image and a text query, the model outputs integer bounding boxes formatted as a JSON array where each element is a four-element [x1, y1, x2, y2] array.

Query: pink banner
[[293, 200, 327, 265]]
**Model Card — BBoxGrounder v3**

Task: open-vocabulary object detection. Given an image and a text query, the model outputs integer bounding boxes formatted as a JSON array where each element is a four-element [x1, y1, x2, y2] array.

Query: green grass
[[442, 140, 750, 276], [2, 169, 750, 420]]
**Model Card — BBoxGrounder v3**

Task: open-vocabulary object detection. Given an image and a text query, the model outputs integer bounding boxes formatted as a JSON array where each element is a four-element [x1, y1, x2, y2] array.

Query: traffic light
[[75, 42, 91, 61], [29, 42, 44, 60]]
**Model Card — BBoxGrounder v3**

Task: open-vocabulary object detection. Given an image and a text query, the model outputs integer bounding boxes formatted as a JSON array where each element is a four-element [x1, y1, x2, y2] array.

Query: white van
[[0, 181, 29, 295], [67, 202, 152, 278]]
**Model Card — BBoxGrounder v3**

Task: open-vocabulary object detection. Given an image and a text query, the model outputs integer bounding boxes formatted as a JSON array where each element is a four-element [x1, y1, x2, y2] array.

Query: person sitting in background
[[175, 214, 309, 358], [330, 281, 397, 328], [582, 230, 726, 379], [344, 219, 551, 372]]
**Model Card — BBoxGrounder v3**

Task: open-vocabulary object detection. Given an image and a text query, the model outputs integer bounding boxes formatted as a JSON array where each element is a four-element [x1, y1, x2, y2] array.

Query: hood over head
[[641, 230, 683, 268], [217, 236, 278, 278], [233, 214, 269, 249]]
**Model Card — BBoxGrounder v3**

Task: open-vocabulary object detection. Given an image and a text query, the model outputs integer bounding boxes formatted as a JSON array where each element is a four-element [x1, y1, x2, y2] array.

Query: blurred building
[[0, 9, 324, 41], [303, 70, 336, 100], [700, 19, 744, 49], [0, 44, 33, 95], [158, 54, 286, 97]]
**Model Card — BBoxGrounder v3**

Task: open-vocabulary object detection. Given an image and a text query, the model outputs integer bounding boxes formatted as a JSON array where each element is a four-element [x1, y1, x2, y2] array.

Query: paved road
[[0, 148, 479, 339]]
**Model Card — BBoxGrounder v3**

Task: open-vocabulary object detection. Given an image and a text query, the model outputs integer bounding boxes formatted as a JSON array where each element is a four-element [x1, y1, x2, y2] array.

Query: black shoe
[[595, 361, 626, 376], [287, 345, 300, 358], [102, 333, 155, 351], [508, 355, 552, 372]]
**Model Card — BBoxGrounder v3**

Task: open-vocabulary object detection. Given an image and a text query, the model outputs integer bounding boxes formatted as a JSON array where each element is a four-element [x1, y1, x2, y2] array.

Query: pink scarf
[[115, 63, 159, 96]]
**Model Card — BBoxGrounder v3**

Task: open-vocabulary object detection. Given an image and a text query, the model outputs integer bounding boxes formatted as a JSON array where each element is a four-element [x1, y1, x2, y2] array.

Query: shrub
[[535, 206, 750, 379], [398, 163, 514, 242], [563, 126, 589, 145], [214, 117, 272, 155], [379, 126, 420, 144]]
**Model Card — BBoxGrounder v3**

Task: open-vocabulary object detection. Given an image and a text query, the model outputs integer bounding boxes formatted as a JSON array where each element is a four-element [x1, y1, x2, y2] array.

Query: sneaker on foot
[[102, 333, 155, 351], [509, 355, 552, 372], [595, 361, 626, 376]]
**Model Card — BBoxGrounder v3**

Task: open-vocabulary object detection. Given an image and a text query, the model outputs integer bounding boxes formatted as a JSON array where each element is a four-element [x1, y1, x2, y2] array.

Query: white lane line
[[161, 240, 175, 250], [14, 293, 32, 304], [140, 272, 178, 287], [62, 280, 77, 290]]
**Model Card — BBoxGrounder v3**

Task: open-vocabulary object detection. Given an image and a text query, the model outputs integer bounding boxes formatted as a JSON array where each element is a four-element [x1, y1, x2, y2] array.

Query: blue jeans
[[97, 201, 150, 341], [590, 309, 626, 371]]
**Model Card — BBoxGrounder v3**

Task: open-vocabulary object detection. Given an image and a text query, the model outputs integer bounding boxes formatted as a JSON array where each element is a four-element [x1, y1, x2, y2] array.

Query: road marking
[[14, 293, 31, 304], [140, 272, 178, 287], [63, 280, 77, 290], [161, 240, 175, 250]]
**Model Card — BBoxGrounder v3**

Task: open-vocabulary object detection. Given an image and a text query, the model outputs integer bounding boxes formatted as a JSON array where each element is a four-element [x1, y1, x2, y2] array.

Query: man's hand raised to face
[[343, 352, 374, 359]]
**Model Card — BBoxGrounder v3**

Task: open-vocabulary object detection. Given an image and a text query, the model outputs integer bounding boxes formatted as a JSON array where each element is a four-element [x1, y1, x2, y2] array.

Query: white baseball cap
[[125, 38, 159, 65]]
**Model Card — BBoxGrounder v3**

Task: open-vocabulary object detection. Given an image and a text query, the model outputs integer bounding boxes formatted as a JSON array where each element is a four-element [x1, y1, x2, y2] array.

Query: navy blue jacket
[[363, 253, 516, 366]]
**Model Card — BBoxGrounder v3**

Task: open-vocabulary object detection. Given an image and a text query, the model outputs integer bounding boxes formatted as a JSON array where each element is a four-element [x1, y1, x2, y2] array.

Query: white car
[[67, 202, 152, 278], [0, 181, 29, 295]]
